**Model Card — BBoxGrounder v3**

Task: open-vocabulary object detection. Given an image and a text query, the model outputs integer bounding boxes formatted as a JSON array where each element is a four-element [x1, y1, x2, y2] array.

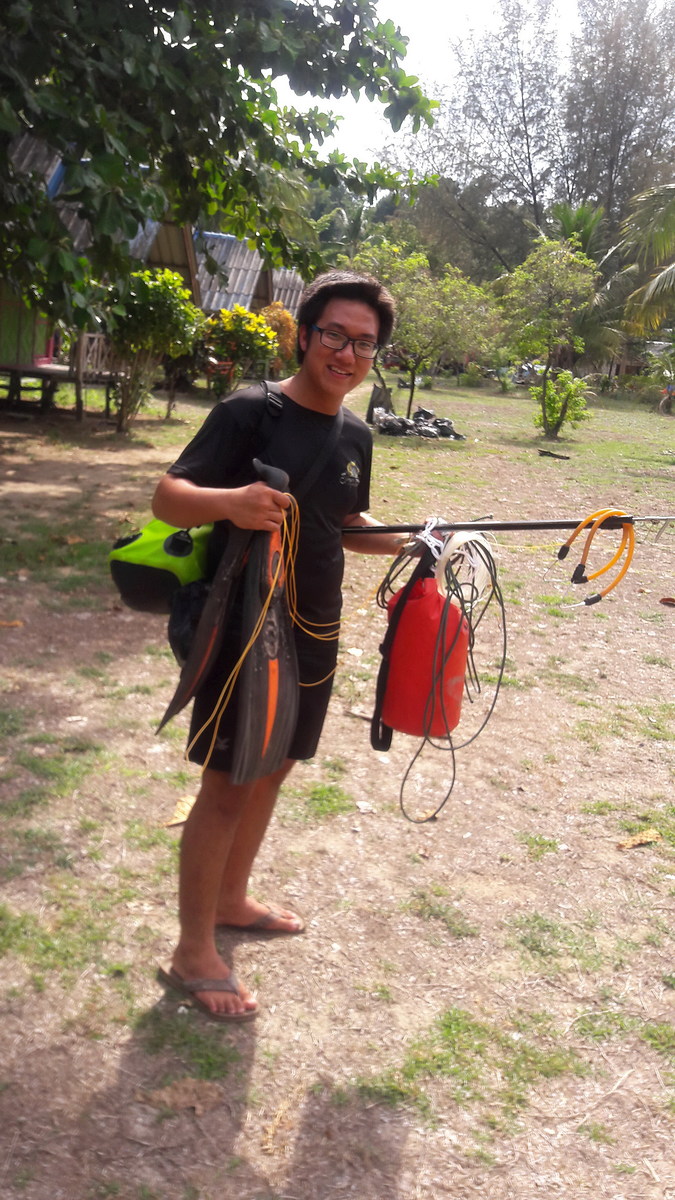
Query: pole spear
[[341, 516, 675, 535]]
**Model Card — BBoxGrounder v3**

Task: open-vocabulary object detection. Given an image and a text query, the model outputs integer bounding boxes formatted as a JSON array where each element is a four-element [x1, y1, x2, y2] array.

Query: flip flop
[[216, 904, 305, 936], [157, 963, 258, 1022]]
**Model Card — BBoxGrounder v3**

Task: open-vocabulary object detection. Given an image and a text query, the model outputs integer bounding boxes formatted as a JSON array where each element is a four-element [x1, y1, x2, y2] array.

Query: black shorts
[[186, 624, 338, 772]]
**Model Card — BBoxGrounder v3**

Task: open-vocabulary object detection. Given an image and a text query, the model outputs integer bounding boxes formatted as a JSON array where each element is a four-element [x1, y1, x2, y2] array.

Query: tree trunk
[[74, 335, 85, 422], [406, 369, 418, 419], [539, 363, 553, 438]]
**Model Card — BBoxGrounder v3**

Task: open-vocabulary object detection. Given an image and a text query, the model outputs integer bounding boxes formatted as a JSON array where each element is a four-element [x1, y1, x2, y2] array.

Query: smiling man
[[152, 269, 404, 1020]]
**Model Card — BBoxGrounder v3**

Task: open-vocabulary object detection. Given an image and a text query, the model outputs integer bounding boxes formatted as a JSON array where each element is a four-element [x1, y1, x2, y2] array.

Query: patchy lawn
[[0, 380, 673, 1200]]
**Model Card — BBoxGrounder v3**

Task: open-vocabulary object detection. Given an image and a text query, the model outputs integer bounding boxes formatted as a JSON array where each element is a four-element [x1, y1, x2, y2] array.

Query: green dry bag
[[109, 520, 212, 613]]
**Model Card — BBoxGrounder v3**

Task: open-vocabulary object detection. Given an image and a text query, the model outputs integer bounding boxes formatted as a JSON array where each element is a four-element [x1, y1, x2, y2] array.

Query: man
[[152, 269, 405, 1020]]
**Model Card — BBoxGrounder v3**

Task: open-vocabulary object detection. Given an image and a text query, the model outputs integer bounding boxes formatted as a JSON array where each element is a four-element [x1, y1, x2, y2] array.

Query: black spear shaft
[[341, 516, 675, 535]]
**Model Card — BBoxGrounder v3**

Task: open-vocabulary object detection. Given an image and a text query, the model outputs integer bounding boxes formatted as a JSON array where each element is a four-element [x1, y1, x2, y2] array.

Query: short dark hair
[[295, 269, 396, 363]]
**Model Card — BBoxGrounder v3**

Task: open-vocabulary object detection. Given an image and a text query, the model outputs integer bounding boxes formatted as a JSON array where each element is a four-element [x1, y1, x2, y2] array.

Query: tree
[[547, 202, 625, 371], [385, 0, 674, 285], [396, 176, 535, 281], [353, 241, 498, 413], [558, 0, 675, 234], [305, 179, 398, 265], [450, 0, 559, 230], [0, 0, 432, 322], [548, 202, 607, 262], [500, 238, 597, 437], [107, 269, 204, 433], [389, 0, 560, 278]]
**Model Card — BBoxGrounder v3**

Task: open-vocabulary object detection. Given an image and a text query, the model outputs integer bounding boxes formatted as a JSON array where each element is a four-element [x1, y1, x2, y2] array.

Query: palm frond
[[621, 184, 675, 266], [642, 261, 675, 303]]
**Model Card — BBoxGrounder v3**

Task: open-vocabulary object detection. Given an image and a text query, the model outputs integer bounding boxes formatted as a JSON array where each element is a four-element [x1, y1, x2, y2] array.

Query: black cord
[[375, 536, 508, 823]]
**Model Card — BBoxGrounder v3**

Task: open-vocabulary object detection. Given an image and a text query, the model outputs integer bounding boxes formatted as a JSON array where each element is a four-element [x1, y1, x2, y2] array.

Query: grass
[[512, 912, 603, 973], [4, 737, 104, 817], [134, 1008, 242, 1080], [0, 706, 26, 741], [580, 799, 620, 816], [0, 893, 114, 985], [577, 1122, 615, 1145], [407, 888, 478, 937], [302, 782, 353, 819], [2, 379, 673, 1187], [355, 1005, 583, 1130], [1, 518, 111, 595], [533, 593, 573, 619], [619, 804, 675, 850], [0, 827, 73, 881], [518, 833, 559, 860]]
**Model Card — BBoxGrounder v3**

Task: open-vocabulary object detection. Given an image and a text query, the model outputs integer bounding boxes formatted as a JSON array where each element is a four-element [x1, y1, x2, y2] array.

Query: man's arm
[[152, 473, 290, 532], [341, 511, 407, 556]]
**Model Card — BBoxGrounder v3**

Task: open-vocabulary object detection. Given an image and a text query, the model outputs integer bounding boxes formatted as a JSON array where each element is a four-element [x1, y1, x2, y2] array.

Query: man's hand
[[227, 482, 291, 531]]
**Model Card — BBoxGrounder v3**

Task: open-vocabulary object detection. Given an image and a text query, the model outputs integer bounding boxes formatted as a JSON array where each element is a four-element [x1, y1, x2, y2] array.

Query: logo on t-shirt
[[340, 460, 360, 487]]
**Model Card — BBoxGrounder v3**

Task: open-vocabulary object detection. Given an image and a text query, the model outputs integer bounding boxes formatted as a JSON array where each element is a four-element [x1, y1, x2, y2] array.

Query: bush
[[259, 301, 297, 375], [205, 305, 279, 395], [617, 376, 666, 406], [106, 269, 204, 432], [531, 370, 591, 438], [464, 361, 483, 387]]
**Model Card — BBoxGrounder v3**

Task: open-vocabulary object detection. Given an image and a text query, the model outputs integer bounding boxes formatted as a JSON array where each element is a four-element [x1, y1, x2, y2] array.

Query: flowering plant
[[205, 305, 278, 393]]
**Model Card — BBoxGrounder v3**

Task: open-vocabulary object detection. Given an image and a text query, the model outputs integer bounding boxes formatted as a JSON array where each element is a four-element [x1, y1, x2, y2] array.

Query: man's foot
[[215, 899, 305, 935], [158, 950, 258, 1021]]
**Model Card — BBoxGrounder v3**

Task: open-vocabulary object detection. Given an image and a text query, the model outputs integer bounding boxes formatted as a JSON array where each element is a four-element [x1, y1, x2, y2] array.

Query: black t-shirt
[[167, 386, 373, 625]]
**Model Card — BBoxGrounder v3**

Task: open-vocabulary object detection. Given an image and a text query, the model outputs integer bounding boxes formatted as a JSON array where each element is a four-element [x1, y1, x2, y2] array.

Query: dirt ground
[[0, 387, 673, 1200]]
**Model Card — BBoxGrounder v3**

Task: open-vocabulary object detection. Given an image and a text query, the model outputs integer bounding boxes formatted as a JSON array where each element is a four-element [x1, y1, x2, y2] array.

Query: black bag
[[109, 520, 212, 613], [167, 578, 211, 666]]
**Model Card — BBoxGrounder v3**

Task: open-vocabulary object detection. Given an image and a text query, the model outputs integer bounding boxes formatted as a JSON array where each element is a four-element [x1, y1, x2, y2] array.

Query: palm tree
[[549, 201, 607, 261], [621, 183, 675, 331]]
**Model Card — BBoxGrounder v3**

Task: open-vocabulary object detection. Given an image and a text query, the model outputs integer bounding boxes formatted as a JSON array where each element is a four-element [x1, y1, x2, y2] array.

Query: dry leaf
[[617, 829, 662, 850], [65, 534, 85, 545], [165, 794, 196, 826], [0, 620, 24, 628], [137, 1077, 222, 1116]]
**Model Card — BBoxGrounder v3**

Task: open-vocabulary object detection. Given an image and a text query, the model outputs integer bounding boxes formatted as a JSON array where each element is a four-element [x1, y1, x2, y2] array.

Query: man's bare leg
[[169, 767, 260, 1017], [214, 759, 303, 932]]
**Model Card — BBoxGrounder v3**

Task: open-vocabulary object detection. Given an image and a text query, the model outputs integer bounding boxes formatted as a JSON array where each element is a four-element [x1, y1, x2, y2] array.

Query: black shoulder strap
[[257, 380, 344, 503], [261, 379, 284, 417]]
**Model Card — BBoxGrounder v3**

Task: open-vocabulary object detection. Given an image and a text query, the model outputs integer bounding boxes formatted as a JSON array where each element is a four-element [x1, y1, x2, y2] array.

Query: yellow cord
[[190, 492, 348, 769], [283, 498, 340, 642], [188, 525, 288, 769], [560, 509, 635, 606]]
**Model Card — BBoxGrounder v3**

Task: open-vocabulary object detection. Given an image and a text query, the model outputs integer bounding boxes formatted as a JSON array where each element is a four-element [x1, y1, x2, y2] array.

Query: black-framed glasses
[[310, 324, 379, 360]]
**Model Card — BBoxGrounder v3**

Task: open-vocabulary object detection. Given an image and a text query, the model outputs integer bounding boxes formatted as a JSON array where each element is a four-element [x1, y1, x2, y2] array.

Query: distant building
[[2, 138, 304, 394], [196, 232, 304, 316]]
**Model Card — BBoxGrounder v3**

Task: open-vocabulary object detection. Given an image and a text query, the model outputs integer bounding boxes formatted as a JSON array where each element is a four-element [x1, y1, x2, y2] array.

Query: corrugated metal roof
[[196, 235, 262, 312], [8, 139, 301, 314], [10, 134, 60, 188], [197, 233, 303, 315], [138, 221, 202, 304]]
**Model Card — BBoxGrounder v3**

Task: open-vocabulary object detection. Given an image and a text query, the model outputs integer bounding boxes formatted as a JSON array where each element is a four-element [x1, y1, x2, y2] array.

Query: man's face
[[298, 298, 379, 403]]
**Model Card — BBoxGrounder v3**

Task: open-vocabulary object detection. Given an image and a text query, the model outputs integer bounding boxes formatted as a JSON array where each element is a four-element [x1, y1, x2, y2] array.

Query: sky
[[313, 0, 581, 162]]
